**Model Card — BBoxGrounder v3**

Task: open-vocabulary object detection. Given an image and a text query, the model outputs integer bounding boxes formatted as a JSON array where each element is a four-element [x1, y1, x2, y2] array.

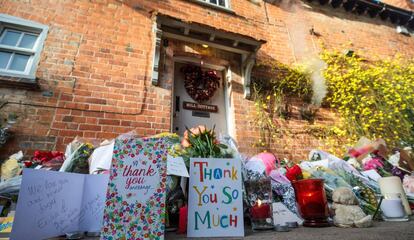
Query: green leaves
[[183, 125, 230, 158]]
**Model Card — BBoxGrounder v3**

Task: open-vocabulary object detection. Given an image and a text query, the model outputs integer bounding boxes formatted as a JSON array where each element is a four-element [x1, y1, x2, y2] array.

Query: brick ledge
[[0, 76, 40, 90]]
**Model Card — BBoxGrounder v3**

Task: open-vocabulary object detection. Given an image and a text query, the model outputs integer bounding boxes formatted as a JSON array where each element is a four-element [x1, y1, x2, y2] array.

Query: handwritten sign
[[167, 156, 189, 177], [187, 158, 244, 238], [11, 169, 108, 240], [101, 137, 168, 240], [272, 202, 303, 226]]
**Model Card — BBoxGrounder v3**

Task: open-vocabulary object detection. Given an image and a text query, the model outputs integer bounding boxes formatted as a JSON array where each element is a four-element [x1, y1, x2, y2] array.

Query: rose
[[363, 157, 384, 171], [181, 131, 191, 148], [285, 164, 303, 182], [181, 125, 207, 148], [24, 161, 33, 168]]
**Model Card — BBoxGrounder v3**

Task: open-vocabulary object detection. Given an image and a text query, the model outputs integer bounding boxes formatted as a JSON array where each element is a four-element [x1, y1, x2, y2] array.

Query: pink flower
[[363, 157, 384, 171]]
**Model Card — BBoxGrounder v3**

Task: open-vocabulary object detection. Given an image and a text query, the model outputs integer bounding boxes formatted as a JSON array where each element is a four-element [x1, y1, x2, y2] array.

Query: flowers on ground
[[285, 164, 303, 181]]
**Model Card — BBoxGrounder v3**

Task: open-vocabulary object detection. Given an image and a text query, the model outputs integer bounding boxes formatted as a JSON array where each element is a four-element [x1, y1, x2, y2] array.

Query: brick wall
[[0, 0, 413, 160]]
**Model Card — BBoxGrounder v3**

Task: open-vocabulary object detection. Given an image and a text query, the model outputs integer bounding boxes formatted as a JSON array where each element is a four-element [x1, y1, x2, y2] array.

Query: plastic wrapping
[[88, 140, 114, 174], [269, 168, 299, 215], [60, 138, 95, 173], [1, 151, 23, 181], [0, 175, 22, 197]]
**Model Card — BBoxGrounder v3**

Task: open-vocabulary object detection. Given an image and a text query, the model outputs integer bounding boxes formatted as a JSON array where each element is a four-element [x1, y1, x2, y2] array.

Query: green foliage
[[251, 61, 311, 150], [180, 126, 233, 166], [254, 61, 312, 100]]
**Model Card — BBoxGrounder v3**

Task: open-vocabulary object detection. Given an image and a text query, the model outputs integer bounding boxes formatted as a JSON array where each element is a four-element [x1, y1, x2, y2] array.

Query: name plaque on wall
[[183, 101, 218, 113]]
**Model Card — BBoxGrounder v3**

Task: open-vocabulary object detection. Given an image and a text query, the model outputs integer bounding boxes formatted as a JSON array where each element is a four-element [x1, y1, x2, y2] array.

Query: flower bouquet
[[24, 150, 65, 170], [60, 142, 95, 174], [180, 125, 234, 163]]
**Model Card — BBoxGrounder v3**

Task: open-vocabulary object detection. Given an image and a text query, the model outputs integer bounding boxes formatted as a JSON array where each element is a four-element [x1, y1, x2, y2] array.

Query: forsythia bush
[[321, 51, 414, 148], [252, 50, 414, 153]]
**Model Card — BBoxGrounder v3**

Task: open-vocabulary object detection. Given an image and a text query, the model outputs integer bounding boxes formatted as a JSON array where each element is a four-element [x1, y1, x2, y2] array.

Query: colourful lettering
[[195, 211, 211, 230], [122, 165, 155, 177], [220, 215, 228, 228], [204, 168, 212, 181], [194, 212, 238, 229], [222, 187, 232, 204], [223, 169, 231, 178], [193, 186, 208, 206], [229, 214, 238, 227], [194, 161, 208, 182], [213, 168, 222, 179], [231, 166, 238, 180]]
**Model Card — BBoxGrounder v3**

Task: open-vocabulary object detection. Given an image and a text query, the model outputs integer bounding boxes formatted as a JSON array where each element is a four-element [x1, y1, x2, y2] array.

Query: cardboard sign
[[101, 137, 168, 240], [11, 169, 108, 240], [187, 158, 244, 238], [272, 202, 303, 226]]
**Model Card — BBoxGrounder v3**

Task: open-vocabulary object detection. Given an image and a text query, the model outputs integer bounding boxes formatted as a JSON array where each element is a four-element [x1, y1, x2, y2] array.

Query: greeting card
[[11, 169, 108, 240], [101, 137, 168, 240]]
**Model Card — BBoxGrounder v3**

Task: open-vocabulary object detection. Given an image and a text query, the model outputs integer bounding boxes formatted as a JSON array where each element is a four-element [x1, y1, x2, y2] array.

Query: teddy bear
[[331, 187, 373, 228]]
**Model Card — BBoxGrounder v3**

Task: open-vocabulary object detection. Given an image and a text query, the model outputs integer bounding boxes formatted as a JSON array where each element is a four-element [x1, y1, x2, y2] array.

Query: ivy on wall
[[251, 61, 312, 151]]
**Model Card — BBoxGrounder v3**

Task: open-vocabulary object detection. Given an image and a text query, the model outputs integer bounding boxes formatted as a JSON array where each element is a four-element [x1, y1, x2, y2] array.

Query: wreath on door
[[181, 65, 221, 103]]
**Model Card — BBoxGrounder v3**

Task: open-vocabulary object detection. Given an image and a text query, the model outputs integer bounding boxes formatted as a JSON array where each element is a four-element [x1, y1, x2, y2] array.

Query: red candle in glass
[[292, 179, 330, 227], [250, 200, 271, 219], [177, 205, 188, 234]]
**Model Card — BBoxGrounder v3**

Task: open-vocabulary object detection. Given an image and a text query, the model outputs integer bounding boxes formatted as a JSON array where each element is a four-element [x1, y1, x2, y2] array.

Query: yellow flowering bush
[[252, 50, 414, 154], [321, 50, 414, 148]]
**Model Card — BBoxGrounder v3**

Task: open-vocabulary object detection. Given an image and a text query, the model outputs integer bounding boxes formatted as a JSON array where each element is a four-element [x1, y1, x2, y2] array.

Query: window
[[196, 0, 230, 9], [0, 14, 48, 80]]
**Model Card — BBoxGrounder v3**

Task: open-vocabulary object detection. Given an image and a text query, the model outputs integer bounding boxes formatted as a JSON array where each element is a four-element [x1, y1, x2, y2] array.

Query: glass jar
[[245, 177, 274, 231], [292, 179, 330, 227]]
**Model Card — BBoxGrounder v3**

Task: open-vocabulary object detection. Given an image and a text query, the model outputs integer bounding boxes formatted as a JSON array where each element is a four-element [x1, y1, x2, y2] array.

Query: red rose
[[34, 150, 41, 158], [286, 164, 303, 182], [24, 161, 33, 168]]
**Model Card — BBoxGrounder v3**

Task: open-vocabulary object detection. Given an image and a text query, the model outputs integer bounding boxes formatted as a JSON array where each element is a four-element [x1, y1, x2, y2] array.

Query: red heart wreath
[[181, 65, 220, 103]]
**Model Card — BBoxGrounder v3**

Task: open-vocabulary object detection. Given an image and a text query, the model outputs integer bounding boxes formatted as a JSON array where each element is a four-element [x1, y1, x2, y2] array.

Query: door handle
[[175, 96, 180, 112]]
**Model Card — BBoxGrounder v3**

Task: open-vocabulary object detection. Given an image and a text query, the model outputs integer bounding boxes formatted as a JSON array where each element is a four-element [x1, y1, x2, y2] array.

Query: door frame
[[171, 56, 233, 137]]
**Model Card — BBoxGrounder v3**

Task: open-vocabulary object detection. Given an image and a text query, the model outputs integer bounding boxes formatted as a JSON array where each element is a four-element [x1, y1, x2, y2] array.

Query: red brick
[[79, 124, 102, 131], [1, 0, 413, 161], [98, 119, 120, 125]]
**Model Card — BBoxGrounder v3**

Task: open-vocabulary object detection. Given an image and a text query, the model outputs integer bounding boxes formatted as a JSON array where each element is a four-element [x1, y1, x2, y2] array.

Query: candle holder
[[292, 179, 330, 227], [378, 176, 411, 216], [380, 193, 409, 222], [245, 177, 274, 231]]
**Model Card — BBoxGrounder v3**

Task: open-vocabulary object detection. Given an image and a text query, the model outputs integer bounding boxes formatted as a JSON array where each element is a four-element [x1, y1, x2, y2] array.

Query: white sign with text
[[167, 156, 189, 177], [187, 158, 244, 238], [11, 169, 108, 240]]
